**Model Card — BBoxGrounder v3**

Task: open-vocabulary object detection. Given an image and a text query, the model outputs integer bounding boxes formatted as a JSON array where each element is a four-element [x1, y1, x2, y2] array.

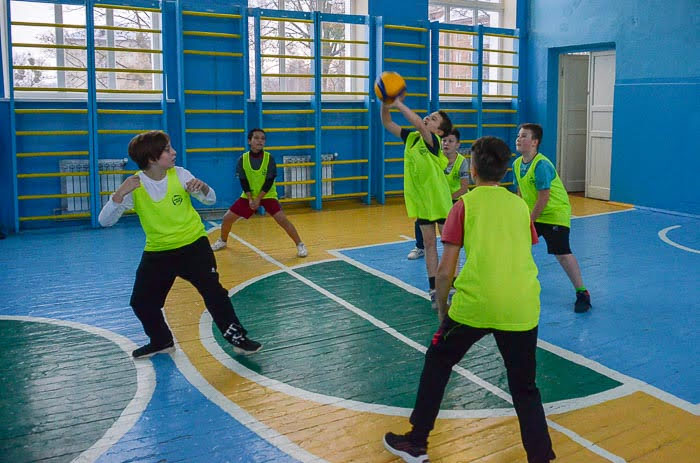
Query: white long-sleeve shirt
[[98, 166, 216, 227]]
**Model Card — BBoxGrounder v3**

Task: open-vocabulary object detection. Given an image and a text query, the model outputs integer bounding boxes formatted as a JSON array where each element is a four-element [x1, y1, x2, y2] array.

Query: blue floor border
[[340, 208, 700, 405]]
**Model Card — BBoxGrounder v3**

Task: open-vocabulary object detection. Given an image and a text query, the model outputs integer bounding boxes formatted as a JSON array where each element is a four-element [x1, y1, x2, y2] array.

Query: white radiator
[[282, 154, 336, 199], [60, 159, 128, 212]]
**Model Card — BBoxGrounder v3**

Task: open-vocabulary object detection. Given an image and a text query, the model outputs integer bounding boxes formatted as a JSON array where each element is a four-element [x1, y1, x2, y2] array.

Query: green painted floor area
[[0, 320, 138, 463], [218, 261, 620, 411]]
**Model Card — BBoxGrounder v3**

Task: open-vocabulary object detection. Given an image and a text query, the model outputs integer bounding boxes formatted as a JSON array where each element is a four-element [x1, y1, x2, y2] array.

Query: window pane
[[249, 0, 281, 9], [249, 0, 367, 99], [449, 7, 474, 25], [248, 0, 346, 12], [317, 0, 346, 13], [321, 21, 346, 92], [428, 5, 445, 22], [93, 7, 161, 92], [11, 2, 87, 90], [477, 9, 499, 27]]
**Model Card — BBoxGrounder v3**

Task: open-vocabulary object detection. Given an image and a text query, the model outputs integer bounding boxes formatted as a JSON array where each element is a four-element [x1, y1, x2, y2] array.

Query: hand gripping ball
[[374, 71, 406, 104]]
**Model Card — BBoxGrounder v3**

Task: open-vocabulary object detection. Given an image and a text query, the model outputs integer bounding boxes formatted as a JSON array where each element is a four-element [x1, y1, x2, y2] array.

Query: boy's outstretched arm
[[380, 103, 402, 138], [393, 97, 435, 148]]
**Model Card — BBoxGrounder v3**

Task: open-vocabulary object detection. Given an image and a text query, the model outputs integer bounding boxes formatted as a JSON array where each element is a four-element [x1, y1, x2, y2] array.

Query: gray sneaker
[[407, 247, 425, 260], [211, 238, 228, 251]]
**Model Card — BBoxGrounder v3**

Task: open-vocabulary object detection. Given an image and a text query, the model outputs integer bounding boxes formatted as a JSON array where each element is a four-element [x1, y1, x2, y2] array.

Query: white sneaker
[[407, 247, 425, 260], [211, 238, 227, 251], [296, 242, 308, 257]]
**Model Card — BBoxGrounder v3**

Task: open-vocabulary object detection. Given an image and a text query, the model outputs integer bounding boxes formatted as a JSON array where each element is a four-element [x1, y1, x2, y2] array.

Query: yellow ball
[[374, 71, 406, 104]]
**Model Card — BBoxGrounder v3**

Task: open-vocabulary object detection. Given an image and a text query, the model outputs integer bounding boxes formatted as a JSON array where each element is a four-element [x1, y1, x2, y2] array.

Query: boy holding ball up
[[380, 90, 453, 310]]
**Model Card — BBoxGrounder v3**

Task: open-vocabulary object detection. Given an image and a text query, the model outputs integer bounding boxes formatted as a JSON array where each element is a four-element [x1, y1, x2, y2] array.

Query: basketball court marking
[[202, 265, 636, 418], [330, 242, 699, 416], [0, 315, 156, 463], [206, 222, 627, 463], [658, 225, 700, 254], [570, 208, 636, 219], [166, 336, 327, 463]]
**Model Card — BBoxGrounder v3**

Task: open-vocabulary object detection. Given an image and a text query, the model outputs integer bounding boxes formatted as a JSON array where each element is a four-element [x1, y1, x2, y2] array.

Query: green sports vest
[[445, 154, 467, 195], [448, 186, 541, 331], [513, 153, 571, 227], [240, 151, 278, 199], [403, 131, 453, 220], [132, 168, 207, 251]]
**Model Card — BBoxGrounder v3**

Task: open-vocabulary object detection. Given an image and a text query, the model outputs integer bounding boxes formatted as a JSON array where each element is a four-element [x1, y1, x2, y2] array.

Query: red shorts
[[229, 197, 282, 219]]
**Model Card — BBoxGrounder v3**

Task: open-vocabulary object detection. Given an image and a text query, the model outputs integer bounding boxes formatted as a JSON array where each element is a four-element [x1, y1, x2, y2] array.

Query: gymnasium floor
[[1, 196, 698, 463]]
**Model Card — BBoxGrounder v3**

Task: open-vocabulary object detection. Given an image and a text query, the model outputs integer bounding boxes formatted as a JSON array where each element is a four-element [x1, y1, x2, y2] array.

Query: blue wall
[[4, 0, 698, 234], [522, 0, 700, 215], [0, 0, 435, 233]]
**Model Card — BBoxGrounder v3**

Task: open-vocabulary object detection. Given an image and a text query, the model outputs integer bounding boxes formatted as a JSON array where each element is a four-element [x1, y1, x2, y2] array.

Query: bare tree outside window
[[10, 1, 161, 97], [430, 0, 514, 99], [249, 0, 358, 99]]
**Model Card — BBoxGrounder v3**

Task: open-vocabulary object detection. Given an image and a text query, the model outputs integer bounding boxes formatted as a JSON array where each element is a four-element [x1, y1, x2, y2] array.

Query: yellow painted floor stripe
[[163, 197, 696, 462]]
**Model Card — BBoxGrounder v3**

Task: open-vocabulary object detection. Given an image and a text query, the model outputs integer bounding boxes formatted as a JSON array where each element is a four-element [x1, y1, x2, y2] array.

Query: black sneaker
[[132, 340, 175, 359], [383, 432, 429, 463], [574, 290, 592, 313], [223, 324, 262, 355]]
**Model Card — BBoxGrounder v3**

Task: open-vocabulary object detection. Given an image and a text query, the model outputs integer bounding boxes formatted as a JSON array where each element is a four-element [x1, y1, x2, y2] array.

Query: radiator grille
[[282, 154, 335, 199], [59, 159, 128, 212]]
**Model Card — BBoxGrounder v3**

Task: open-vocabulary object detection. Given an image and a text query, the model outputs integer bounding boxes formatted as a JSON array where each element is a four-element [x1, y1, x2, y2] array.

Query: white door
[[586, 50, 615, 200], [557, 54, 589, 192]]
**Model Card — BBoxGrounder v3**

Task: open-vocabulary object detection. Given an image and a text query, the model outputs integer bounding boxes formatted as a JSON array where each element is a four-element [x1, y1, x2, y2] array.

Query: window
[[7, 1, 162, 100], [430, 0, 517, 99], [248, 0, 368, 100]]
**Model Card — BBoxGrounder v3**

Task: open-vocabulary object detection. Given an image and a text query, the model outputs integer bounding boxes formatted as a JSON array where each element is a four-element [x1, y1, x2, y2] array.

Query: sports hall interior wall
[[521, 0, 699, 215], [0, 0, 697, 234]]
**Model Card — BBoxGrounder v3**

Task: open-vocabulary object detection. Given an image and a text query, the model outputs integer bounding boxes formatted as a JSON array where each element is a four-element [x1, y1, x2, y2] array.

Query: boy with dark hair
[[407, 128, 470, 260], [211, 128, 308, 257], [99, 130, 262, 358], [514, 123, 591, 313], [381, 94, 453, 309], [383, 136, 555, 463]]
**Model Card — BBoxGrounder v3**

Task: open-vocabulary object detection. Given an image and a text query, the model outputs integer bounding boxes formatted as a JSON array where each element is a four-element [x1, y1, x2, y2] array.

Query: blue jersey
[[513, 156, 557, 191]]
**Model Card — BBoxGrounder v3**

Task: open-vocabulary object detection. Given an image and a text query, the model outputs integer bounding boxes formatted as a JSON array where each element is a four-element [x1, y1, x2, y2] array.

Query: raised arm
[[380, 104, 402, 139], [393, 98, 434, 148]]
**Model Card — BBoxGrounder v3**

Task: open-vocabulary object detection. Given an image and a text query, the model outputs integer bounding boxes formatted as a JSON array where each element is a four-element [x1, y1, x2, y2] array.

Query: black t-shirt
[[400, 128, 440, 156]]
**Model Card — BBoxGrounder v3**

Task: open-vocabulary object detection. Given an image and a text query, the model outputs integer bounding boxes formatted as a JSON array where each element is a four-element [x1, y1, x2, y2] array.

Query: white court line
[[200, 311, 515, 419], [209, 261, 641, 418], [658, 225, 700, 254], [215, 230, 627, 462], [206, 268, 516, 419], [168, 340, 328, 463], [334, 233, 699, 415], [570, 208, 636, 219], [328, 249, 430, 300], [539, 340, 699, 415], [0, 315, 156, 463]]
